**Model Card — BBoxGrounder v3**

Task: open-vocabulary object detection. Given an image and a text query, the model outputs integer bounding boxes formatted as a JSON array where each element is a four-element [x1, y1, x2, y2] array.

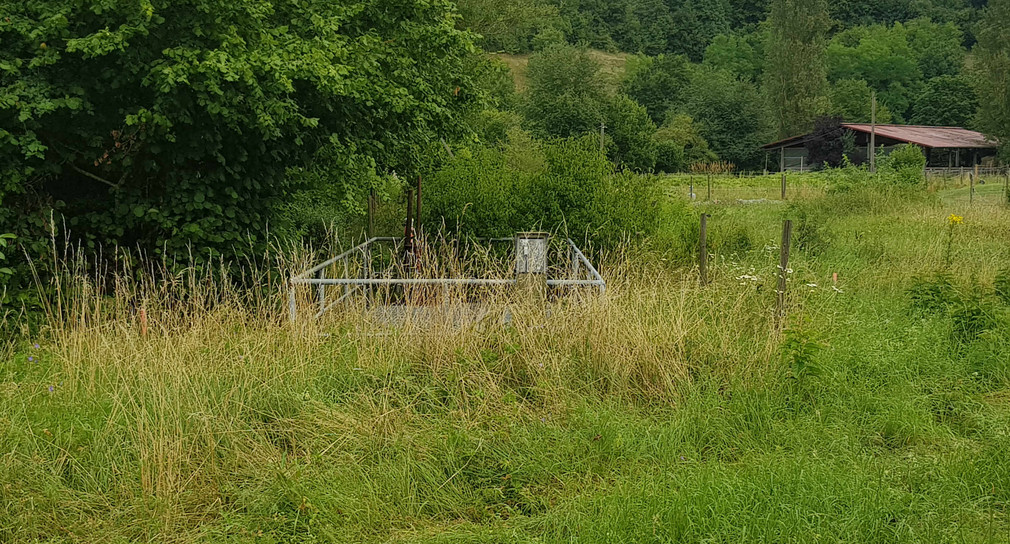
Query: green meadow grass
[[2, 182, 1009, 543]]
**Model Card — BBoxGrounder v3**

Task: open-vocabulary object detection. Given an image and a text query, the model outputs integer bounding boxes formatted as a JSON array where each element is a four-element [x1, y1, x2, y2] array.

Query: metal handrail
[[288, 237, 605, 321]]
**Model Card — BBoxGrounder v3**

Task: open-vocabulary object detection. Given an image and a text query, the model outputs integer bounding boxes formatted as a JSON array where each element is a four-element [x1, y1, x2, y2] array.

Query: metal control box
[[515, 232, 549, 274]]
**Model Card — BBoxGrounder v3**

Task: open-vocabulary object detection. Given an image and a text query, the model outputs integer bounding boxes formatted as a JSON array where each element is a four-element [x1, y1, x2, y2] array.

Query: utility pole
[[869, 91, 877, 174]]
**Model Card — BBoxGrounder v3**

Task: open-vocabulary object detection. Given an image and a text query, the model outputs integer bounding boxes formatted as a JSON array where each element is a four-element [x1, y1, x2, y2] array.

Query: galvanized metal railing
[[288, 237, 605, 321]]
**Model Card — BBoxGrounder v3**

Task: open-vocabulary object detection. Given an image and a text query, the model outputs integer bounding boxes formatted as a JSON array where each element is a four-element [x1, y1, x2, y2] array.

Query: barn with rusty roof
[[762, 124, 999, 171]]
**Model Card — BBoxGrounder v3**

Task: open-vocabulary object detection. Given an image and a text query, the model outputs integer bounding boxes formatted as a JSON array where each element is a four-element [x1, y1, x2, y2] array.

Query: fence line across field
[[289, 236, 606, 321]]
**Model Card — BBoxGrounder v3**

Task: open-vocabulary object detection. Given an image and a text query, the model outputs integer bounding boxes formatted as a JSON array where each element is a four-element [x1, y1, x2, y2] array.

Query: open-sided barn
[[762, 124, 999, 171]]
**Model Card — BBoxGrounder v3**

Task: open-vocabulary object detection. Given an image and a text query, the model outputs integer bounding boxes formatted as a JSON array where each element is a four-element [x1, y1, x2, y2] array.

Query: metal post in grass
[[776, 220, 793, 329], [781, 171, 787, 200], [699, 213, 709, 287], [970, 170, 975, 204], [317, 268, 326, 313]]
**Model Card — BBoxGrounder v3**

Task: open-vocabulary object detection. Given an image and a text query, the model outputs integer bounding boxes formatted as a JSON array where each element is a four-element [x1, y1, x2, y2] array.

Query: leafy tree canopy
[[764, 0, 832, 138], [622, 53, 692, 124], [605, 94, 658, 171], [686, 66, 771, 169], [523, 43, 607, 139], [972, 0, 1010, 159], [457, 0, 563, 54], [703, 29, 766, 82], [654, 113, 717, 172], [830, 79, 894, 123], [0, 0, 480, 273], [910, 75, 977, 127]]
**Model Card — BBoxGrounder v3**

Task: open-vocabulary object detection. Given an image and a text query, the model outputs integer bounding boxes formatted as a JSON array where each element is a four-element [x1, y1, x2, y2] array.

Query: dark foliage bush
[[423, 135, 660, 247], [0, 0, 478, 301]]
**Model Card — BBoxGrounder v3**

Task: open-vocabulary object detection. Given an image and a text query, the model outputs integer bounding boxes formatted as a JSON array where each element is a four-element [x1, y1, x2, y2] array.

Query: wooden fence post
[[776, 220, 793, 329], [367, 189, 375, 238], [1004, 168, 1009, 206], [699, 213, 708, 287]]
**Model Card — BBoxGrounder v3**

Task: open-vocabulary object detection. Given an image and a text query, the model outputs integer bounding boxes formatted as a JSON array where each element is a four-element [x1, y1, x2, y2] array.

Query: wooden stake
[[1005, 169, 1009, 205], [367, 189, 375, 239], [699, 213, 708, 287], [776, 220, 793, 329], [138, 307, 148, 337], [416, 175, 422, 232]]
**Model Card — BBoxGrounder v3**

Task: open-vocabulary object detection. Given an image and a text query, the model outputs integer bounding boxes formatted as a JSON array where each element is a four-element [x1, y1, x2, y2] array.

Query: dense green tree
[[764, 0, 832, 138], [905, 19, 966, 80], [457, 0, 563, 53], [523, 44, 607, 139], [829, 0, 916, 27], [654, 114, 717, 171], [910, 75, 977, 126], [0, 0, 479, 276], [830, 79, 894, 123], [831, 1, 983, 46], [826, 24, 920, 90], [620, 0, 676, 56], [687, 67, 770, 169], [605, 95, 658, 170], [972, 0, 1010, 158], [826, 23, 927, 121], [668, 0, 733, 62], [550, 0, 628, 51], [727, 0, 771, 27], [703, 30, 766, 82], [622, 53, 692, 123]]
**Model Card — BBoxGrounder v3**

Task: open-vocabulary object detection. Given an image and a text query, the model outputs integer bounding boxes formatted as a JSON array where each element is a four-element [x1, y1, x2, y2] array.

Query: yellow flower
[[947, 214, 963, 226]]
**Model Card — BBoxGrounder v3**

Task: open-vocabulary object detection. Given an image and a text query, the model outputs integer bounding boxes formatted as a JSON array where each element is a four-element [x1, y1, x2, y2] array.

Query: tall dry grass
[[3, 239, 782, 540]]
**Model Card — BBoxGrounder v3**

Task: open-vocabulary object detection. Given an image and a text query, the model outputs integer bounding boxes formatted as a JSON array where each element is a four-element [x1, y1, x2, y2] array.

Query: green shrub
[[424, 135, 660, 247], [949, 295, 999, 348], [879, 144, 927, 186], [995, 268, 1010, 305], [605, 95, 658, 172], [908, 273, 957, 315], [787, 202, 831, 256], [907, 274, 1004, 348]]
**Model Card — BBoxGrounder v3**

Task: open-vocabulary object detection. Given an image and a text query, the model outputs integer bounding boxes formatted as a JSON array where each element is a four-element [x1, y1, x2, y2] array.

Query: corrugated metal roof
[[841, 124, 997, 149], [762, 124, 998, 150]]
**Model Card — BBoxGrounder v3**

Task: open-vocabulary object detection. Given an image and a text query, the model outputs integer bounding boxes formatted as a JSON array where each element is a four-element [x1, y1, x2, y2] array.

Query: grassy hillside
[[4, 177, 1010, 542], [492, 50, 632, 93]]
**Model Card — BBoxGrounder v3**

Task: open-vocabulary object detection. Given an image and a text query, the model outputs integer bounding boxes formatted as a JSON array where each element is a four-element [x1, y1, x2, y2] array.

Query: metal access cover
[[515, 232, 549, 274]]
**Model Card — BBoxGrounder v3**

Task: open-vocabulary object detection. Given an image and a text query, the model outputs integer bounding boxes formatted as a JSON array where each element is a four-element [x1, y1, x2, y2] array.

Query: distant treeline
[[458, 0, 1008, 173]]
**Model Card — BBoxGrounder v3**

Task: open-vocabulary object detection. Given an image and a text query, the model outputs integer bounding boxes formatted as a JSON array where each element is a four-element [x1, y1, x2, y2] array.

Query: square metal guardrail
[[288, 236, 605, 321]]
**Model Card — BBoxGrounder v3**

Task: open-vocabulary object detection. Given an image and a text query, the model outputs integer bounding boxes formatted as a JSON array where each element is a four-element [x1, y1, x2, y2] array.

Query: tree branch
[[68, 163, 121, 189]]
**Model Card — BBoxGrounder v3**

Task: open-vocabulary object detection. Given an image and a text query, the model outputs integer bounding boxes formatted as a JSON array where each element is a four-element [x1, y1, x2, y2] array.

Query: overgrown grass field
[[3, 180, 1010, 543]]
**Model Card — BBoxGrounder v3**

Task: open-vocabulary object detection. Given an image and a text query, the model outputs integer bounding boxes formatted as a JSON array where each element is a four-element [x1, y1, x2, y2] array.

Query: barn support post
[[869, 92, 877, 174]]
